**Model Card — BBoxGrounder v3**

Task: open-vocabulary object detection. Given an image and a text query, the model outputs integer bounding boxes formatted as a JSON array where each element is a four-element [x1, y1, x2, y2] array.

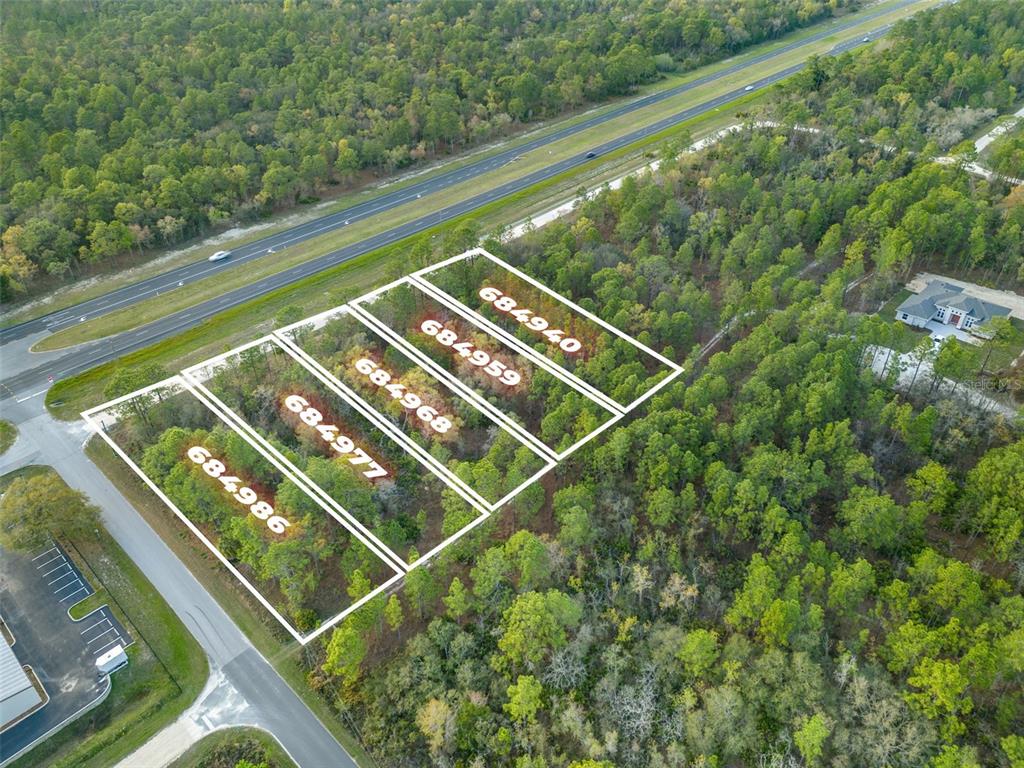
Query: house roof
[[897, 280, 1011, 325]]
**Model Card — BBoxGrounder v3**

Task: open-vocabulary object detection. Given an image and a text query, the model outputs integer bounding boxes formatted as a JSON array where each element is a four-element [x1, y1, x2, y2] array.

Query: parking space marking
[[32, 545, 58, 561], [41, 561, 70, 578], [74, 606, 134, 658], [85, 626, 117, 644], [60, 586, 88, 602], [54, 575, 83, 592], [92, 635, 126, 655], [79, 618, 109, 635], [35, 553, 64, 570], [49, 572, 77, 588], [81, 619, 111, 638]]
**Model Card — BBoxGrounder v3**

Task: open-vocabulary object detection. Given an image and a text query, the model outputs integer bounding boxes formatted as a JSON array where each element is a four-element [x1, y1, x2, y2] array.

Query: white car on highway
[[208, 250, 232, 262]]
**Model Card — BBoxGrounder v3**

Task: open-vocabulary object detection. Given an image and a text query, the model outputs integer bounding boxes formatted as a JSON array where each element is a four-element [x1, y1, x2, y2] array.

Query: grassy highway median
[[27, 0, 940, 352]]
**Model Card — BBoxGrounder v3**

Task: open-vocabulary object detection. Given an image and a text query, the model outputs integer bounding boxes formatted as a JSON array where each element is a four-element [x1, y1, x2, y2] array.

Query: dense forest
[[986, 127, 1024, 179], [257, 2, 1024, 765], [770, 0, 1024, 153], [0, 0, 863, 298], [318, 137, 1023, 768]]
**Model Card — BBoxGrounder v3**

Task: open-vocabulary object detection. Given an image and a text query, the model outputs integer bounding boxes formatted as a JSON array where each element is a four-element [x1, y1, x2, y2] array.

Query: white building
[[895, 280, 1011, 337], [0, 636, 44, 732]]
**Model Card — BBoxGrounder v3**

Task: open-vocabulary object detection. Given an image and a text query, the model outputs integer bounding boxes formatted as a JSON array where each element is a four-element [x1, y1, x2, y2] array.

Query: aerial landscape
[[0, 1, 1022, 767]]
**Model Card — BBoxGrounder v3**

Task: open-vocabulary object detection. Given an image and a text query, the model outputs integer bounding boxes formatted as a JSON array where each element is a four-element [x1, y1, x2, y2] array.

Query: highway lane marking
[[4, 0, 930, 344], [9, 5, 928, 387], [24, 5, 919, 342], [16, 389, 48, 402]]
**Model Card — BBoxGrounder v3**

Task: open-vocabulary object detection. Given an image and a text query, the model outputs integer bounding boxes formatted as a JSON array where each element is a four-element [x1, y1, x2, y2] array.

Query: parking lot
[[0, 541, 131, 765], [31, 542, 132, 658]]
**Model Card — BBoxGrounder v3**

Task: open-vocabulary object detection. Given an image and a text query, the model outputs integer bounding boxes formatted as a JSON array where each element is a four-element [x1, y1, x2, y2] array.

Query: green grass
[[965, 318, 1024, 373], [3, 0, 932, 333], [46, 98, 766, 420], [29, 0, 942, 352], [169, 727, 298, 768], [978, 118, 1022, 170], [5, 466, 207, 768], [0, 421, 17, 455], [0, 464, 48, 492], [878, 288, 913, 319], [83, 439, 378, 767]]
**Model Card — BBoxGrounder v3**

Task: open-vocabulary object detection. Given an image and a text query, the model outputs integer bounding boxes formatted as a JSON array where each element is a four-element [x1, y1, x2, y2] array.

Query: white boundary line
[[348, 299, 622, 462], [179, 366, 413, 571], [273, 305, 557, 496], [408, 275, 626, 415], [184, 335, 502, 571], [261, 334, 495, 512], [81, 246, 684, 639], [281, 304, 556, 460], [82, 377, 177, 417], [344, 301, 559, 460], [82, 376, 403, 645], [416, 247, 683, 372], [273, 332, 552, 514]]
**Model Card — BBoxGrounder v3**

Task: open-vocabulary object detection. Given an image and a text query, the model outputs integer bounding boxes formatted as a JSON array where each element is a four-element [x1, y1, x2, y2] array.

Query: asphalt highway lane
[[1, 7, 932, 399], [0, 0, 922, 346]]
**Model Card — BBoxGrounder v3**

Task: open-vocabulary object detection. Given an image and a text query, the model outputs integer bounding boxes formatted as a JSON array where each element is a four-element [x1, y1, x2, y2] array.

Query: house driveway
[[924, 320, 981, 346], [906, 273, 1024, 320]]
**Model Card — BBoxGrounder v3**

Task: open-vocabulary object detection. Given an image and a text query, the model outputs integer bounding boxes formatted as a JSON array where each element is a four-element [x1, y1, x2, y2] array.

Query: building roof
[[897, 280, 1011, 325], [0, 638, 42, 731]]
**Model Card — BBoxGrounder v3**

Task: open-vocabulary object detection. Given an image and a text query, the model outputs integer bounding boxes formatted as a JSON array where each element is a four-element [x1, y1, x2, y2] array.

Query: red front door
[[949, 313, 961, 326]]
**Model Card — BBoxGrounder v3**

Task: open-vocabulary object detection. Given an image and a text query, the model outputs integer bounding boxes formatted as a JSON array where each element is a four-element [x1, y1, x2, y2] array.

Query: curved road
[[0, 396, 359, 768], [0, 13, 920, 399], [1, 0, 923, 345]]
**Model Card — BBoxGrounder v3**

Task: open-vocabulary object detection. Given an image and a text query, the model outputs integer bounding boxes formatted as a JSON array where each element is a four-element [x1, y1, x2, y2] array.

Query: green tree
[[961, 440, 1024, 560], [794, 713, 830, 767], [496, 590, 581, 670], [0, 472, 100, 551], [384, 594, 404, 633], [906, 657, 972, 740], [323, 623, 367, 689], [504, 674, 543, 723], [443, 576, 470, 619], [677, 628, 720, 680]]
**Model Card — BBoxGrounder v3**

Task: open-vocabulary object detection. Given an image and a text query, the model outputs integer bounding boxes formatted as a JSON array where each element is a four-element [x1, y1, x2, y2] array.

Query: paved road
[[0, 0, 925, 347], [0, 13, 922, 400], [0, 397, 358, 768]]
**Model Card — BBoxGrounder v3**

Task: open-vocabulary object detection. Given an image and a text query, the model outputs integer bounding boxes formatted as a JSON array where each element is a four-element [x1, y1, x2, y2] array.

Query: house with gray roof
[[895, 280, 1011, 337]]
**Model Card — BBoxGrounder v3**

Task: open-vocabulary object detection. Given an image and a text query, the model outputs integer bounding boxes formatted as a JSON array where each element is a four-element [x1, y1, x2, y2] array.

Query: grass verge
[[31, 0, 943, 353], [83, 439, 378, 767], [2, 0, 928, 331], [0, 420, 17, 455], [5, 466, 207, 768], [168, 727, 298, 768], [45, 95, 764, 420]]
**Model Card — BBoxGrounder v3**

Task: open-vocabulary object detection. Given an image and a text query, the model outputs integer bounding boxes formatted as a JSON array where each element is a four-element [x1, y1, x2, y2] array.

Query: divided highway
[[1, 4, 924, 399], [1, 0, 923, 347]]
